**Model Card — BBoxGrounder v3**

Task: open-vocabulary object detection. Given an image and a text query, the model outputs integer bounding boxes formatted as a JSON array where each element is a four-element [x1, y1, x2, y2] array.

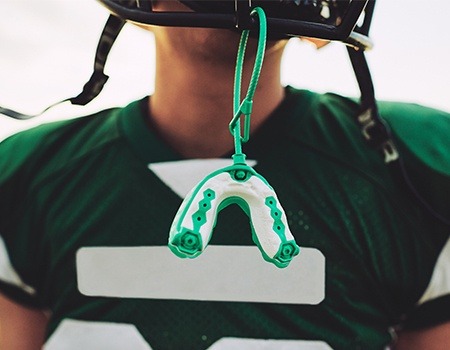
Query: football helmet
[[99, 0, 374, 48], [1, 0, 376, 120]]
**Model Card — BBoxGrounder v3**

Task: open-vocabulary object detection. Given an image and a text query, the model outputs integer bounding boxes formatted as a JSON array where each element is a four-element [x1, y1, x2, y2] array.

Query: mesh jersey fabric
[[0, 87, 449, 349]]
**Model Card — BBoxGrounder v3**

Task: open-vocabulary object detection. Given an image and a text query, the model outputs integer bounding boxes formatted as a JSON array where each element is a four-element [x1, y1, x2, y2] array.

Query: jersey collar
[[118, 87, 316, 164]]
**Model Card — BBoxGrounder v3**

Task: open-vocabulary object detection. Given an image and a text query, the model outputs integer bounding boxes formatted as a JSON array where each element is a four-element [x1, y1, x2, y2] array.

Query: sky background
[[0, 0, 449, 141]]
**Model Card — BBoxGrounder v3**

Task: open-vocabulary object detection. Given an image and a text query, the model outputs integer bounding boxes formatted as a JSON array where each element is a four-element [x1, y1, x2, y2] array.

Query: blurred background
[[0, 0, 449, 141]]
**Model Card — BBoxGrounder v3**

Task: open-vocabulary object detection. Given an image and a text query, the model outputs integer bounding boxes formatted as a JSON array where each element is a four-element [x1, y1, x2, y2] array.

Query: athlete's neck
[[148, 36, 286, 159]]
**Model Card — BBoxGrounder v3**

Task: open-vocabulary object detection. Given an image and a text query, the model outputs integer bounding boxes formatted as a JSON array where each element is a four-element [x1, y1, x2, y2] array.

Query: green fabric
[[0, 87, 449, 349], [379, 102, 450, 222]]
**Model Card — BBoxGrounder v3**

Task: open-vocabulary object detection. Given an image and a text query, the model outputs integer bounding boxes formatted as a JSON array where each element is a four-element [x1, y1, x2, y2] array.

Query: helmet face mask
[[99, 0, 374, 46], [180, 0, 349, 26]]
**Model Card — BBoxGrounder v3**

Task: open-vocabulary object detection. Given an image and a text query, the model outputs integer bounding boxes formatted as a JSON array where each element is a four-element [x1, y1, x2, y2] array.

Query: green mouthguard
[[168, 7, 300, 268]]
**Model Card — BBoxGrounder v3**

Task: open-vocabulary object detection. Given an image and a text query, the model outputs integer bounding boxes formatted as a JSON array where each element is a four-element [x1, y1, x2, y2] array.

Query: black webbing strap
[[347, 46, 399, 163], [347, 46, 450, 226], [0, 15, 125, 120]]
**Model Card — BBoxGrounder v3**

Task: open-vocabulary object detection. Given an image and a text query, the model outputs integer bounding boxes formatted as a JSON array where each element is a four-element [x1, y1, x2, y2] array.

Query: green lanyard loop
[[229, 7, 267, 161]]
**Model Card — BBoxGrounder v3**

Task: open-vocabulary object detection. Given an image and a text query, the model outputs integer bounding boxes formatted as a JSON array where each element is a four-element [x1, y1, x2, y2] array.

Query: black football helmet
[[98, 0, 374, 47], [1, 0, 375, 120]]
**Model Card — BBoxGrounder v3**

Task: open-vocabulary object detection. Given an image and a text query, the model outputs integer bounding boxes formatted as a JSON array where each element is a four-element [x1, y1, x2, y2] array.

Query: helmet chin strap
[[345, 2, 430, 218], [347, 47, 399, 164], [168, 7, 300, 268], [0, 15, 125, 120], [350, 47, 450, 226]]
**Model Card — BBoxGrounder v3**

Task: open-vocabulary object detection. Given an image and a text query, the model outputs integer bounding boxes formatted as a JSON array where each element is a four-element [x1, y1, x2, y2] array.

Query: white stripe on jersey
[[148, 158, 257, 198], [0, 235, 36, 295], [418, 237, 450, 305], [76, 245, 325, 304], [44, 319, 152, 350], [209, 337, 332, 349], [44, 319, 333, 350]]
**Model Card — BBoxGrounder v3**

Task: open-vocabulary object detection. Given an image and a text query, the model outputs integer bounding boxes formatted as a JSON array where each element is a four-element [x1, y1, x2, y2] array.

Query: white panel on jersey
[[44, 319, 152, 350], [418, 237, 450, 305], [208, 337, 332, 350], [0, 235, 35, 295], [148, 159, 257, 198], [77, 245, 325, 304]]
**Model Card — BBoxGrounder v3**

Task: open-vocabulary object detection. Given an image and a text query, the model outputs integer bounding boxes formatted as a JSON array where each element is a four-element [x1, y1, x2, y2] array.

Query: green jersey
[[0, 87, 449, 349]]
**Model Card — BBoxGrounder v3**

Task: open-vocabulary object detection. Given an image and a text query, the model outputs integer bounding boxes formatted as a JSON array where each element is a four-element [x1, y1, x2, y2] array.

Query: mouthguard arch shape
[[169, 164, 300, 268]]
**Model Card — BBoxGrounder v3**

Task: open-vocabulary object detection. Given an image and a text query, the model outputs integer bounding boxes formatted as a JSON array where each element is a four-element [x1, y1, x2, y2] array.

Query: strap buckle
[[357, 108, 399, 163]]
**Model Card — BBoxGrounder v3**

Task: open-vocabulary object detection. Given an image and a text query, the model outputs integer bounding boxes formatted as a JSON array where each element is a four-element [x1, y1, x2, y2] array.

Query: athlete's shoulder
[[287, 88, 450, 174], [0, 106, 123, 186], [378, 101, 450, 175], [285, 88, 378, 169], [379, 101, 450, 223], [287, 87, 362, 139]]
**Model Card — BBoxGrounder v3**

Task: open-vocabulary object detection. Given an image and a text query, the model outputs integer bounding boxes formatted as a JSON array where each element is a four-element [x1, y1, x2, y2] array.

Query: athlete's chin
[[187, 28, 242, 61]]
